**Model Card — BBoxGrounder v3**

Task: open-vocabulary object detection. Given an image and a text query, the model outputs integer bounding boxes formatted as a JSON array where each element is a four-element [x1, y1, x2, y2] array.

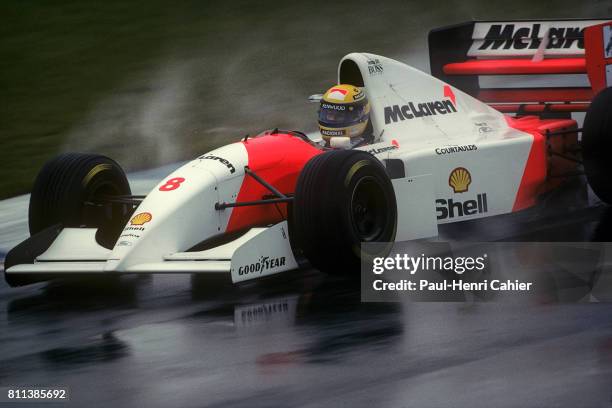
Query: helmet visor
[[318, 101, 368, 128]]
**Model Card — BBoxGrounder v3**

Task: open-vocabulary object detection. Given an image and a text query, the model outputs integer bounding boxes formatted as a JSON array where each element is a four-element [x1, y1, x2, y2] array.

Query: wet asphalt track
[[2, 171, 612, 407]]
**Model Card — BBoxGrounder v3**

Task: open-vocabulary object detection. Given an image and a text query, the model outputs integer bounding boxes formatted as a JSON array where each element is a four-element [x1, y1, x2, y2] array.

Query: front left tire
[[28, 153, 131, 237]]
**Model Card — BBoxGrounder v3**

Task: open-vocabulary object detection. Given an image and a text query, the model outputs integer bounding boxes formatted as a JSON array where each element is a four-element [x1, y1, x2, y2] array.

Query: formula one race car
[[4, 19, 612, 287]]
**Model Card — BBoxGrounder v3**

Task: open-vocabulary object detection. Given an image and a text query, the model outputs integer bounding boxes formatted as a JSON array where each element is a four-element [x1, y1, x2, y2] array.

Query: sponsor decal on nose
[[130, 212, 152, 225]]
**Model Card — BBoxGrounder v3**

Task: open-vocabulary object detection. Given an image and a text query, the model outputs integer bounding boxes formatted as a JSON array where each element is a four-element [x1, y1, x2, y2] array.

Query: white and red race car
[[4, 19, 612, 287]]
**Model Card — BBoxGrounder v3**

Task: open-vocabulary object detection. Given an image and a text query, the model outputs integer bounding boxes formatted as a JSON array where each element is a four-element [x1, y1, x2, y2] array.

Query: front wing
[[4, 221, 299, 286]]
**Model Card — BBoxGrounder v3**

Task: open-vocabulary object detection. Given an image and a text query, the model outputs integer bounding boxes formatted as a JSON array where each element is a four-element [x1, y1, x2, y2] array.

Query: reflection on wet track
[[2, 181, 612, 407]]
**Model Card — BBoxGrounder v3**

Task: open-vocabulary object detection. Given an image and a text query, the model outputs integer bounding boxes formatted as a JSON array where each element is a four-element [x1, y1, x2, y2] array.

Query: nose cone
[[108, 165, 220, 271], [106, 141, 250, 272]]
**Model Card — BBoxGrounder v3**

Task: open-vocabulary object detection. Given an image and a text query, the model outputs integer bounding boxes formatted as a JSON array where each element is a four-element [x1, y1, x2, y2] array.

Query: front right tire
[[291, 150, 397, 275]]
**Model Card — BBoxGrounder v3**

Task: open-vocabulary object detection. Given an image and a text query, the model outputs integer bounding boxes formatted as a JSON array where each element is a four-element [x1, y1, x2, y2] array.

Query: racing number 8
[[159, 177, 185, 191]]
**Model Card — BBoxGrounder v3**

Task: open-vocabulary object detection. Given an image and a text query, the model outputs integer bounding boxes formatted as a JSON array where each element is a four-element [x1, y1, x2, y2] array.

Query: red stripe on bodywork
[[443, 85, 456, 105], [506, 116, 547, 211], [226, 133, 322, 232], [506, 116, 579, 211]]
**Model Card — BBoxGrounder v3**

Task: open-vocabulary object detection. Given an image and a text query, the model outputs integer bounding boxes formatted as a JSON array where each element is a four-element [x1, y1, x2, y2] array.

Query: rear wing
[[428, 19, 612, 115]]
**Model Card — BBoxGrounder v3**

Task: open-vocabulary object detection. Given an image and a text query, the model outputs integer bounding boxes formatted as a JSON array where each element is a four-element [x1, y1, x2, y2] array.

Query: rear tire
[[291, 150, 397, 275], [28, 153, 131, 237], [582, 87, 612, 203]]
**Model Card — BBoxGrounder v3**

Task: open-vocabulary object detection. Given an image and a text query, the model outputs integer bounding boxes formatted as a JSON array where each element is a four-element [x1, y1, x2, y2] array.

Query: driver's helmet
[[318, 84, 370, 143]]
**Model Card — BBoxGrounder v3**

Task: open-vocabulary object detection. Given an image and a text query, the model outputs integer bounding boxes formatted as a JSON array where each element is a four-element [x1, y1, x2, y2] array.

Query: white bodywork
[[5, 53, 539, 282], [348, 53, 534, 226]]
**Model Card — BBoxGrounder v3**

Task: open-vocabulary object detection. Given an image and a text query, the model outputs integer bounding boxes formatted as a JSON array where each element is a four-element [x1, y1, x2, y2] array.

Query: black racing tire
[[28, 153, 131, 236], [582, 87, 612, 204], [291, 150, 397, 275]]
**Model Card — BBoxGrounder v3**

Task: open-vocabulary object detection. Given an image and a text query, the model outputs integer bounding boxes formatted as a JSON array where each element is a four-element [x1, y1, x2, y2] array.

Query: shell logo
[[449, 167, 471, 193], [130, 212, 152, 225]]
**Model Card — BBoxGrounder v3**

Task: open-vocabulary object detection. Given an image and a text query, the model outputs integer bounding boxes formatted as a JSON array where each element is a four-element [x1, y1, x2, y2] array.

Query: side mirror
[[308, 94, 323, 103]]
